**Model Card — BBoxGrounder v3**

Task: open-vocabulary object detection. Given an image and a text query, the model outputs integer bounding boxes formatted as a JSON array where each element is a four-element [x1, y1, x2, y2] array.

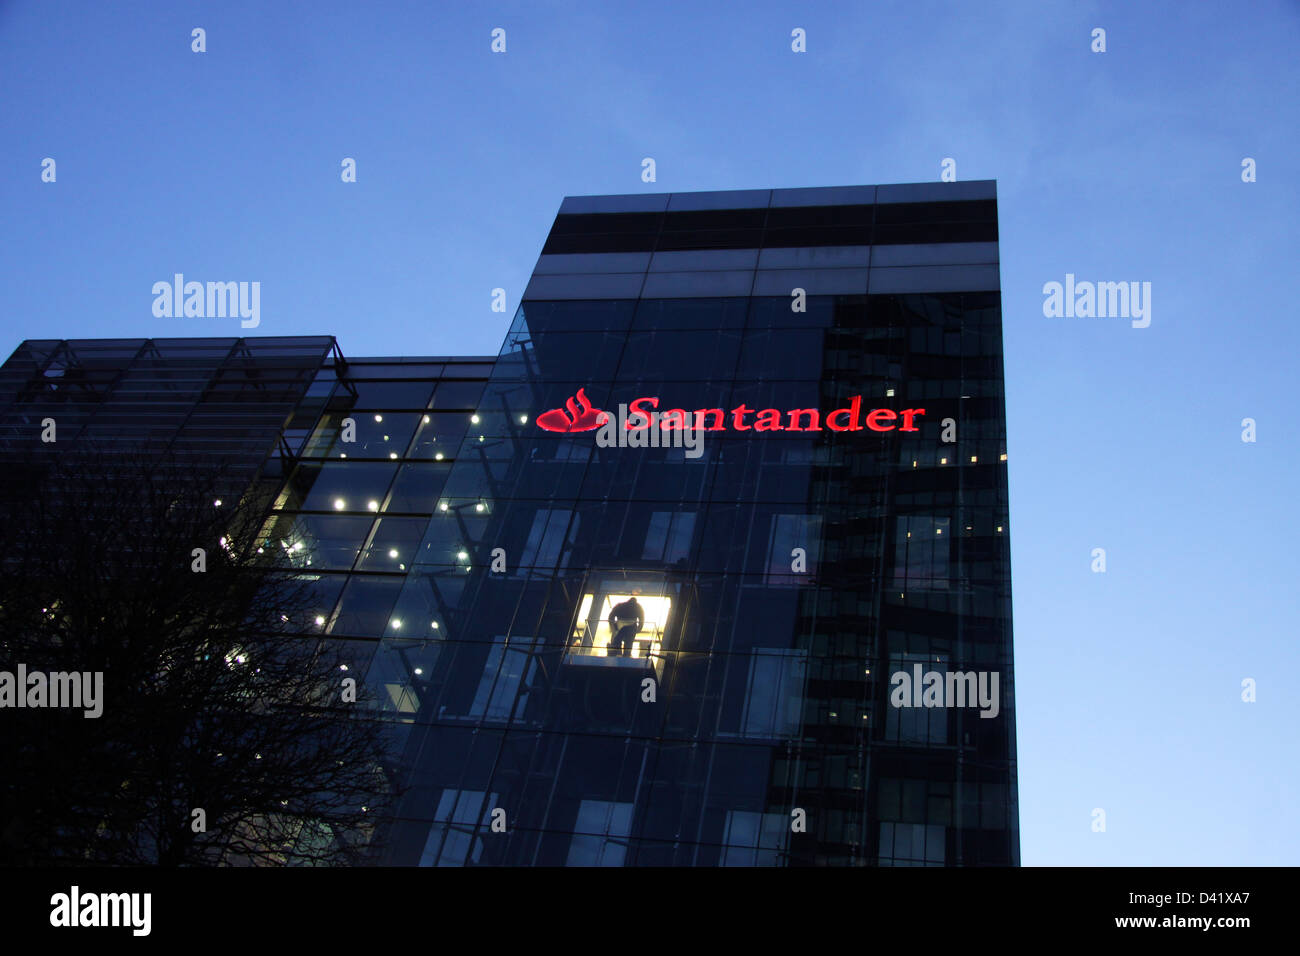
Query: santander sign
[[535, 387, 925, 434]]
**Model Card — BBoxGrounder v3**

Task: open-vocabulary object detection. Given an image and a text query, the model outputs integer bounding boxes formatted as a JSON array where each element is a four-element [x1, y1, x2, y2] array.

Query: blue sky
[[2, 0, 1298, 865]]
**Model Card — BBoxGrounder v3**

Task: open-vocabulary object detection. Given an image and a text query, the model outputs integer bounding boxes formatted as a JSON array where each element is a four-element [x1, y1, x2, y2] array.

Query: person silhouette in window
[[607, 593, 644, 658]]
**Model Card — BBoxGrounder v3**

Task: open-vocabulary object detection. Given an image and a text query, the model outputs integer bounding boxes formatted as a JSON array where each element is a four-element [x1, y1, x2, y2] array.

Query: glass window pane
[[387, 463, 452, 512], [430, 382, 486, 408], [344, 380, 435, 409], [765, 514, 821, 584], [356, 517, 429, 572], [332, 575, 405, 637], [269, 513, 373, 570], [741, 649, 807, 738], [409, 413, 473, 460], [566, 800, 633, 867], [289, 461, 398, 513], [420, 790, 498, 866]]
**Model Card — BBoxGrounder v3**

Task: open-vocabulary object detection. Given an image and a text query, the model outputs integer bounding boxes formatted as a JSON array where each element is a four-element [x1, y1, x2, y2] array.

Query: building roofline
[[333, 355, 497, 364], [558, 180, 997, 215]]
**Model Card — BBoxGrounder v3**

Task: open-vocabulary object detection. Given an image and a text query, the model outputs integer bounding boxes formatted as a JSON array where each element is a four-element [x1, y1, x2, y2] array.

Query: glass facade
[[0, 179, 1017, 866], [380, 181, 1016, 866]]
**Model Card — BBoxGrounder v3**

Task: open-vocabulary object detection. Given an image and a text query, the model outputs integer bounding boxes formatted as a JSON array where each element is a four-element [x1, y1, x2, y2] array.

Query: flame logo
[[536, 387, 609, 432]]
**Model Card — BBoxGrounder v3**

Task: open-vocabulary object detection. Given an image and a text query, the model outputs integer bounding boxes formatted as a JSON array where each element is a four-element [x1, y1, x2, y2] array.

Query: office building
[[0, 180, 1017, 866]]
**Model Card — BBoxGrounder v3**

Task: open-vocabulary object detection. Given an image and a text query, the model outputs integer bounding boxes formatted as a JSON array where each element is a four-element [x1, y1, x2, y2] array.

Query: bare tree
[[0, 445, 400, 865]]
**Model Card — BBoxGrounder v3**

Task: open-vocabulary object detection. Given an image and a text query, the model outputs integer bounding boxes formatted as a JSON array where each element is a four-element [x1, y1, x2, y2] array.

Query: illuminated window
[[567, 588, 671, 674]]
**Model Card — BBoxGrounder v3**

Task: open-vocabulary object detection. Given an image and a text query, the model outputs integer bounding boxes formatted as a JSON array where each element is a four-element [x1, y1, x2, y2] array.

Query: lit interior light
[[334, 498, 345, 510], [388, 549, 399, 559], [383, 435, 389, 441], [519, 414, 527, 424], [865, 669, 871, 675], [374, 415, 383, 422], [997, 526, 1004, 533], [936, 529, 942, 535], [478, 435, 484, 442], [431, 622, 439, 629], [399, 563, 405, 570], [970, 456, 977, 463], [475, 503, 485, 512], [940, 457, 948, 465], [368, 500, 379, 512], [435, 453, 444, 461], [457, 551, 468, 561], [439, 502, 448, 511], [391, 619, 402, 629], [1000, 453, 1008, 461], [470, 414, 479, 424], [885, 388, 894, 397], [389, 452, 398, 459], [414, 668, 423, 676], [315, 616, 325, 626], [912, 460, 917, 468]]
